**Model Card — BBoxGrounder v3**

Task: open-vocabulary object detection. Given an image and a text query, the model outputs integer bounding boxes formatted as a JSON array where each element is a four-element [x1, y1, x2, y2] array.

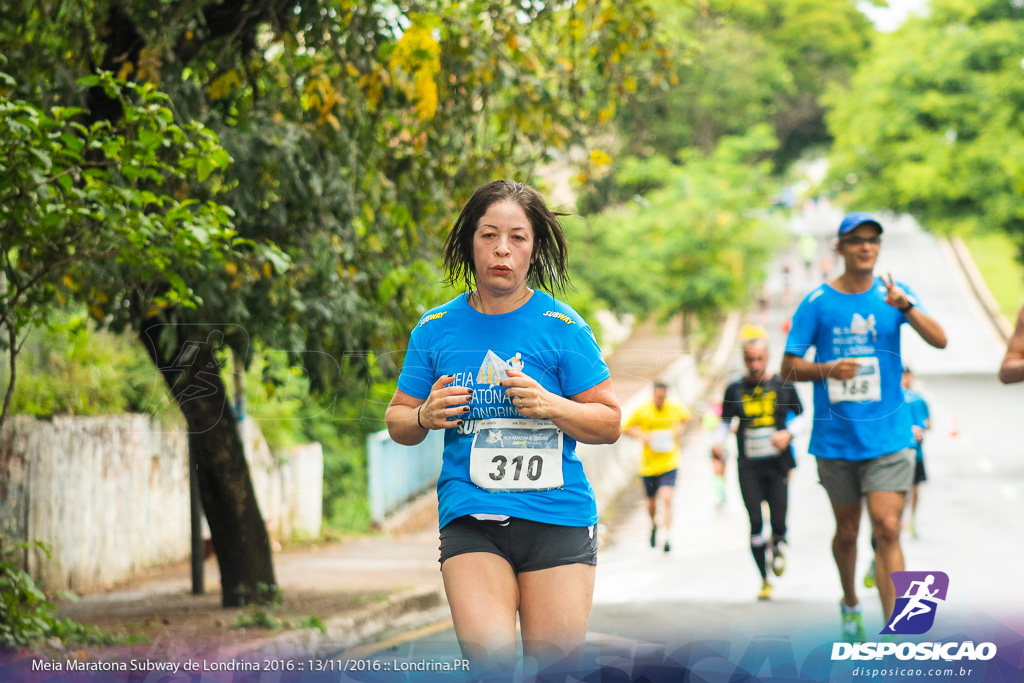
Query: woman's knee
[[518, 564, 594, 651]]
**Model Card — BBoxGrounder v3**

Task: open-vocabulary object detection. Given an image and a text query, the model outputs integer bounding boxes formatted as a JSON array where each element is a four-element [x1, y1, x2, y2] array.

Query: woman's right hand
[[419, 375, 474, 429]]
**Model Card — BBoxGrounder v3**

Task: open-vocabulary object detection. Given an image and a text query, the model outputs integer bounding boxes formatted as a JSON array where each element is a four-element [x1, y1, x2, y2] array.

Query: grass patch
[[961, 232, 1024, 321]]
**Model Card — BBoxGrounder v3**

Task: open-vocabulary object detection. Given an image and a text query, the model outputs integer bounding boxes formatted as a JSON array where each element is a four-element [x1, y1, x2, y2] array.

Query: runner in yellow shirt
[[624, 381, 691, 552]]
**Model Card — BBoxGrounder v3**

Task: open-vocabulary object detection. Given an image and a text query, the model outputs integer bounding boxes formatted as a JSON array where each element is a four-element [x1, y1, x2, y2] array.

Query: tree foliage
[[0, 0, 895, 603], [0, 0, 667, 380], [825, 0, 1024, 249], [0, 540, 136, 649], [565, 125, 784, 345], [616, 0, 878, 166], [1, 0, 668, 603], [0, 68, 238, 428]]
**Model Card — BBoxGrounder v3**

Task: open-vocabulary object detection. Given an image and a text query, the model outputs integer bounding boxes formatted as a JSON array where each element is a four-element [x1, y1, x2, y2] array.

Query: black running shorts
[[438, 515, 598, 574], [913, 458, 927, 485], [641, 468, 678, 498]]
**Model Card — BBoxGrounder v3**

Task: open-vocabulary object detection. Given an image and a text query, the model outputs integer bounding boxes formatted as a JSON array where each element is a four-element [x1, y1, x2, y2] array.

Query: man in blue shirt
[[781, 212, 946, 642]]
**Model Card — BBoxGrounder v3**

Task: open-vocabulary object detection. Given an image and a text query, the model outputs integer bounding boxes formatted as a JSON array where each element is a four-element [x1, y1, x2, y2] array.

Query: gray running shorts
[[816, 448, 916, 506], [438, 515, 598, 574]]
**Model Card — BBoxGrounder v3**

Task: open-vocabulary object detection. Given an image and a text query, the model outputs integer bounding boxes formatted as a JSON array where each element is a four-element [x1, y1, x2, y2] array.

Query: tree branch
[[41, 161, 113, 187], [0, 321, 18, 434]]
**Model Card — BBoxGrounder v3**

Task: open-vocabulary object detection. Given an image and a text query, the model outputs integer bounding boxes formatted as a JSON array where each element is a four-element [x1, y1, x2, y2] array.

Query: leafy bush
[[8, 310, 173, 420], [241, 348, 310, 453], [608, 154, 678, 205], [309, 375, 394, 534], [0, 540, 139, 649]]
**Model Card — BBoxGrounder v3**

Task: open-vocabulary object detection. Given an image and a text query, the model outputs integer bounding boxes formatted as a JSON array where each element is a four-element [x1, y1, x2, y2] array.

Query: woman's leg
[[441, 552, 520, 672], [518, 563, 596, 671]]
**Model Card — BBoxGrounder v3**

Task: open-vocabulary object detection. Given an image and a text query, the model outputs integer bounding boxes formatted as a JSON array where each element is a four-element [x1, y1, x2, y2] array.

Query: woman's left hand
[[502, 369, 556, 419]]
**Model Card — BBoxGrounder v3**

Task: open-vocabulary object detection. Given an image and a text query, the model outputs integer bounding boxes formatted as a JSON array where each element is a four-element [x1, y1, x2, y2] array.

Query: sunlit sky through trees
[[858, 0, 930, 31]]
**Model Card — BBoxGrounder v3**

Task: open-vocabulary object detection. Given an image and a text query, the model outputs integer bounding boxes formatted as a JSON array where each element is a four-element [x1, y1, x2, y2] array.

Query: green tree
[[0, 69, 236, 429], [566, 125, 783, 348], [0, 69, 284, 605], [826, 0, 1024, 249], [2, 0, 666, 605], [616, 0, 878, 165]]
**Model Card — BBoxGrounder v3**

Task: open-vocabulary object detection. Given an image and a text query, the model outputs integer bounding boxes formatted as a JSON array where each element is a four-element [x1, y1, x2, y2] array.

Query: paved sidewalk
[[35, 315, 713, 664]]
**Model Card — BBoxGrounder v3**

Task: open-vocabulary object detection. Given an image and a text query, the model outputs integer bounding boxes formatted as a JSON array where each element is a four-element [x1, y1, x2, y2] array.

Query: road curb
[[945, 236, 1013, 343], [234, 585, 443, 659]]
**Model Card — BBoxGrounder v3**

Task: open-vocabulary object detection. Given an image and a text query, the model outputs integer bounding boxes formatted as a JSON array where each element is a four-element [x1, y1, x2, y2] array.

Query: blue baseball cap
[[838, 211, 883, 237]]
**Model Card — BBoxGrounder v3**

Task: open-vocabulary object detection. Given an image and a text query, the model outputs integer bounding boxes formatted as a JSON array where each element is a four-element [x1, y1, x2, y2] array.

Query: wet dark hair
[[653, 381, 668, 390], [442, 180, 570, 293]]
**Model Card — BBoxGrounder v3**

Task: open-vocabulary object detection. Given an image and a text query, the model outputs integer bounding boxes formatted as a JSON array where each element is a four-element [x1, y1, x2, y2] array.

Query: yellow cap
[[740, 324, 768, 342]]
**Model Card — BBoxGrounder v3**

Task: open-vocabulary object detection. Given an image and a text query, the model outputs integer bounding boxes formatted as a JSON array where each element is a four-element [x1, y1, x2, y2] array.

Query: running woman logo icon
[[881, 571, 949, 635]]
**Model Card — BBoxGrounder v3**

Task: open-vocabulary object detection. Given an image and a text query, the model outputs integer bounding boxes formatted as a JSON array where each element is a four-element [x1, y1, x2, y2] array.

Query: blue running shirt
[[397, 291, 610, 528], [784, 277, 919, 461]]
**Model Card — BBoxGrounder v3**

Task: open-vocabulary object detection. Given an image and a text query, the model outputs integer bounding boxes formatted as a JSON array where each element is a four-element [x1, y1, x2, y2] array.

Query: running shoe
[[771, 540, 786, 577], [713, 477, 726, 508], [841, 601, 867, 643], [863, 558, 876, 589], [663, 540, 671, 553], [758, 581, 773, 600], [650, 527, 657, 548]]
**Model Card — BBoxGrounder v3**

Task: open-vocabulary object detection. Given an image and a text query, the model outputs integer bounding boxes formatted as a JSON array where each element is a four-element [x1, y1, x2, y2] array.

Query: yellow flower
[[589, 149, 612, 167], [210, 70, 242, 100], [390, 21, 441, 121]]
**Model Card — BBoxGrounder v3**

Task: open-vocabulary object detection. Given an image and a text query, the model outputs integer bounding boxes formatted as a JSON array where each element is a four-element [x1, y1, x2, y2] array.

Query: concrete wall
[[0, 415, 322, 592], [243, 420, 324, 544]]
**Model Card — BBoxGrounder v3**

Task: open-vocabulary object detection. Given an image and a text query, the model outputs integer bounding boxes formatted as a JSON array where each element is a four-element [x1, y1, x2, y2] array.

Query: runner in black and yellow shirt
[[712, 332, 807, 600], [624, 381, 691, 553]]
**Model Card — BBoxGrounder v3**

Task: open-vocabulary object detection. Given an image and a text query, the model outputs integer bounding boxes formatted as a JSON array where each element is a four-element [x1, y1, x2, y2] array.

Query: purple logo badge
[[881, 571, 949, 635]]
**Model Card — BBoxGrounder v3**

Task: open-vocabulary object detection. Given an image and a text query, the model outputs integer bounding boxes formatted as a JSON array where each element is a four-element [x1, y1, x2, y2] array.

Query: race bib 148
[[827, 356, 882, 404]]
